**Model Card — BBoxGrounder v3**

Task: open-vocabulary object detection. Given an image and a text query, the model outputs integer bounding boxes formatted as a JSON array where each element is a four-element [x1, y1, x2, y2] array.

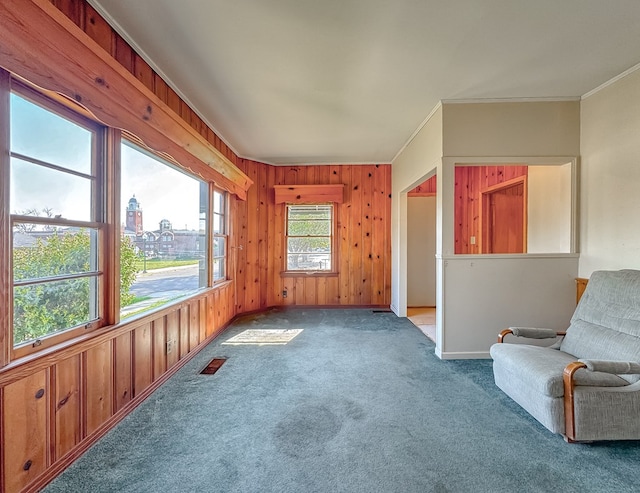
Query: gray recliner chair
[[490, 269, 640, 442]]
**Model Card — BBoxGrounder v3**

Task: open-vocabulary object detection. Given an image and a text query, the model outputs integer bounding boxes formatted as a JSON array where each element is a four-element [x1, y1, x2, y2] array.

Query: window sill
[[280, 271, 339, 278]]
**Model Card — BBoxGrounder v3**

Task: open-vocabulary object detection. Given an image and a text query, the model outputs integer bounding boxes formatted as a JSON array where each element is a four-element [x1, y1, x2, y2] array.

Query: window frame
[[0, 69, 232, 365], [6, 78, 108, 358], [283, 203, 337, 275], [212, 187, 228, 283]]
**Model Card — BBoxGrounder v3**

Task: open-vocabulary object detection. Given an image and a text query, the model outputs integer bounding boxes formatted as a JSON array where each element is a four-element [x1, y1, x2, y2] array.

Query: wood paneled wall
[[409, 175, 436, 197], [455, 165, 528, 254], [234, 161, 392, 311], [48, 0, 238, 167], [1, 283, 234, 493]]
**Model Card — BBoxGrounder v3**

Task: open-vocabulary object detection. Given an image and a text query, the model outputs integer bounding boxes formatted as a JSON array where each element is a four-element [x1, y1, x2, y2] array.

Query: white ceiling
[[90, 0, 640, 165]]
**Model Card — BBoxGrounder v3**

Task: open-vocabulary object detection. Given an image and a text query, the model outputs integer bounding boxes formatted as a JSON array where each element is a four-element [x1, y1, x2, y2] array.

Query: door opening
[[481, 177, 527, 254]]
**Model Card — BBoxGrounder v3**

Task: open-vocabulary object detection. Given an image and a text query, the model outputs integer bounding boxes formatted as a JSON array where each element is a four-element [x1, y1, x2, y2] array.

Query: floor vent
[[372, 309, 392, 313], [200, 358, 227, 375]]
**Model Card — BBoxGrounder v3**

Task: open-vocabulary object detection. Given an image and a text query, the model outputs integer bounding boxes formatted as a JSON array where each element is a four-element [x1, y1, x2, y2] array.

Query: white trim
[[441, 96, 579, 104], [438, 253, 580, 260], [86, 0, 242, 159], [390, 303, 400, 316], [582, 61, 640, 100], [435, 349, 491, 360], [391, 101, 442, 164]]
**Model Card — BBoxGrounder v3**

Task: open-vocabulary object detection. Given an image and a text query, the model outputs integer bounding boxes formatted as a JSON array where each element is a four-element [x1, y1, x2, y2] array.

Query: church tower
[[126, 195, 143, 234]]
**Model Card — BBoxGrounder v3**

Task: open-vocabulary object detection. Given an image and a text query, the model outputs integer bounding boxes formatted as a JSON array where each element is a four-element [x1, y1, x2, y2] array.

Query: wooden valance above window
[[0, 0, 252, 200], [274, 184, 345, 204]]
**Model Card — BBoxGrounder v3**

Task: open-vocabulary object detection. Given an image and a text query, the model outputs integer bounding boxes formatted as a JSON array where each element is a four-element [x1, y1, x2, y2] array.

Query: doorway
[[406, 175, 436, 342], [481, 177, 527, 254]]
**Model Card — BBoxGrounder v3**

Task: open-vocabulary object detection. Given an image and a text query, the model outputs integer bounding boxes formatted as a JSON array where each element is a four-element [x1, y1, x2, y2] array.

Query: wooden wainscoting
[[0, 282, 234, 493]]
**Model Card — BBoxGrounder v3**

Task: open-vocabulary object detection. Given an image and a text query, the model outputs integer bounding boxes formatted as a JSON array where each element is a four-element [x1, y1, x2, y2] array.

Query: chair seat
[[490, 344, 627, 398]]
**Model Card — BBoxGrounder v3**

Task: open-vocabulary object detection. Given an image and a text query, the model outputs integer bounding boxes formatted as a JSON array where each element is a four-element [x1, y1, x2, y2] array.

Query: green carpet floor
[[44, 308, 639, 492]]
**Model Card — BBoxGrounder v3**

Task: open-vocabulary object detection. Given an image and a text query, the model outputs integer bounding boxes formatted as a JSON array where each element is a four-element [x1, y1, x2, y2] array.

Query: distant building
[[125, 196, 143, 234], [122, 195, 202, 260]]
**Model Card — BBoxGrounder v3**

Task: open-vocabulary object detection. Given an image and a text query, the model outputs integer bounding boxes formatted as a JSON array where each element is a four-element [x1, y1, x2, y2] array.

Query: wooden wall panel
[[455, 165, 528, 254], [409, 175, 437, 196], [180, 305, 190, 358], [3, 370, 48, 493], [233, 162, 392, 309], [153, 317, 167, 380], [189, 300, 200, 351], [54, 355, 81, 460], [85, 342, 112, 436], [133, 323, 153, 397], [166, 312, 180, 369], [114, 333, 132, 411], [83, 4, 113, 54]]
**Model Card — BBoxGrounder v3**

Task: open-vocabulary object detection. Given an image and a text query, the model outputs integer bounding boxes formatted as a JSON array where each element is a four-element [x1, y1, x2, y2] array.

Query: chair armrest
[[578, 359, 640, 375], [562, 360, 640, 442], [563, 361, 587, 442], [497, 327, 565, 343]]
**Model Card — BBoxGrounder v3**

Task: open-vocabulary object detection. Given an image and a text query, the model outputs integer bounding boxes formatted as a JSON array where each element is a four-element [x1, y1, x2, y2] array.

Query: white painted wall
[[391, 105, 442, 315], [392, 101, 581, 358], [407, 197, 436, 306], [580, 69, 640, 277], [527, 164, 572, 253], [436, 102, 580, 358], [437, 255, 579, 358]]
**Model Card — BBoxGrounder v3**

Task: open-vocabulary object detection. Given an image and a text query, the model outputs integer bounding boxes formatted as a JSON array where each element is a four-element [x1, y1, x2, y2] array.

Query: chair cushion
[[490, 344, 628, 398]]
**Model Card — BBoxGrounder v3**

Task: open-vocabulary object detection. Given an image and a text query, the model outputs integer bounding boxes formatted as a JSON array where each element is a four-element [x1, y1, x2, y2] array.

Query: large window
[[0, 71, 232, 361], [9, 86, 104, 350], [285, 204, 334, 271], [120, 141, 209, 318]]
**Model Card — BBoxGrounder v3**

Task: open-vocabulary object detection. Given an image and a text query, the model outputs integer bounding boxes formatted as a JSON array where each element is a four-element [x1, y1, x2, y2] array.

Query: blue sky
[[10, 92, 203, 231]]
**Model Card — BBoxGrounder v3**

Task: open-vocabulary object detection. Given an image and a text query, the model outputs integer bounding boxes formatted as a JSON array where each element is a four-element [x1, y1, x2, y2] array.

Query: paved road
[[130, 264, 200, 298]]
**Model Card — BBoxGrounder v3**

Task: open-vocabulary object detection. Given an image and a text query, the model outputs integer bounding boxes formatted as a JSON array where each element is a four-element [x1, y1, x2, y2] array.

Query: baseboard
[[435, 348, 491, 360]]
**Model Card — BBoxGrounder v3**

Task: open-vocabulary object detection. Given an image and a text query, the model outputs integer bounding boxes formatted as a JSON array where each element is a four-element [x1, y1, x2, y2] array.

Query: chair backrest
[[560, 269, 640, 383]]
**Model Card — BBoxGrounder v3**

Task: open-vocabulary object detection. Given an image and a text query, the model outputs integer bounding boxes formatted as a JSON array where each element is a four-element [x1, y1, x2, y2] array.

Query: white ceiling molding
[[581, 61, 640, 100]]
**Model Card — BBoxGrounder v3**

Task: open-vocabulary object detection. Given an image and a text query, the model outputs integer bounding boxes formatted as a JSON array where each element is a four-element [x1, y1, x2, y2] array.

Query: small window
[[286, 204, 333, 272], [212, 189, 227, 282], [10, 89, 103, 349]]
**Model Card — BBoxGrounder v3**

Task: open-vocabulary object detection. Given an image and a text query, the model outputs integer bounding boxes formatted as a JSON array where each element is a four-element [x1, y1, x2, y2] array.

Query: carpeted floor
[[44, 308, 639, 493]]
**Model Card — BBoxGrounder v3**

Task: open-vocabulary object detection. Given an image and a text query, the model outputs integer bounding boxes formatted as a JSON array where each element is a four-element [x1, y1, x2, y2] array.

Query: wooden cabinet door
[[85, 342, 113, 436], [54, 355, 82, 460], [3, 370, 48, 493], [134, 323, 153, 397]]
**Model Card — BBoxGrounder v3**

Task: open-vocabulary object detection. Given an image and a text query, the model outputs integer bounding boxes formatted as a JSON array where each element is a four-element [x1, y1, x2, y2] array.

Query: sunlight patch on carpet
[[222, 329, 303, 345]]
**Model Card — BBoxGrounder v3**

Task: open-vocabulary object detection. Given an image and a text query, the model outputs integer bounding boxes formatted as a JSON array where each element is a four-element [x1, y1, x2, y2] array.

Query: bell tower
[[126, 195, 143, 234]]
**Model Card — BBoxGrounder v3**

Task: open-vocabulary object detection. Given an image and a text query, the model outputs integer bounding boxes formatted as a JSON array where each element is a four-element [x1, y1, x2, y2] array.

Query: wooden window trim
[[0, 69, 11, 366], [8, 77, 109, 360], [212, 187, 228, 284]]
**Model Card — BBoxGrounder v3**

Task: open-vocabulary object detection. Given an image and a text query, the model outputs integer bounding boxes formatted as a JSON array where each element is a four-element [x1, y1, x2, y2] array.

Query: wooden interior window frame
[[2, 73, 113, 360], [212, 187, 228, 284], [283, 203, 337, 276]]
